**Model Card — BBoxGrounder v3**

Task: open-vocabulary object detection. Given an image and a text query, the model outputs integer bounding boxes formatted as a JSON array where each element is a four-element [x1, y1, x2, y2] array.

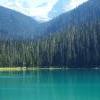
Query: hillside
[[0, 6, 42, 40], [0, 0, 100, 68]]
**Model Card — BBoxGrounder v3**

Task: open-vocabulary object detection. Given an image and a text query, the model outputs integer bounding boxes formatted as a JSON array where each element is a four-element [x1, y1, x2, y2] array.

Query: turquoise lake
[[0, 69, 100, 100]]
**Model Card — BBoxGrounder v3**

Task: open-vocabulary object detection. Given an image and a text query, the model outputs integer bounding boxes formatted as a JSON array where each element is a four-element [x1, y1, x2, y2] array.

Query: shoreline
[[0, 67, 100, 72], [0, 67, 67, 72]]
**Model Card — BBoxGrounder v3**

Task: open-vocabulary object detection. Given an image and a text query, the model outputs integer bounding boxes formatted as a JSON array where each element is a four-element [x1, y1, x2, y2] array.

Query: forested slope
[[0, 0, 100, 68]]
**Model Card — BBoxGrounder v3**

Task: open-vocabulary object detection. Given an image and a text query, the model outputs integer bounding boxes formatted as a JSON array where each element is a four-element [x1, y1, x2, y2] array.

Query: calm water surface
[[0, 69, 100, 100]]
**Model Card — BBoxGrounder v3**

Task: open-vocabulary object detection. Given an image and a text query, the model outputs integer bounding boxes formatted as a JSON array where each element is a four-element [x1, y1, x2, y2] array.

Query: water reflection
[[0, 69, 100, 100]]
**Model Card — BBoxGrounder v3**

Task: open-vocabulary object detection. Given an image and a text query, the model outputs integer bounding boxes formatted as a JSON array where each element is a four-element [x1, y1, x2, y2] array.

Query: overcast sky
[[0, 0, 88, 21]]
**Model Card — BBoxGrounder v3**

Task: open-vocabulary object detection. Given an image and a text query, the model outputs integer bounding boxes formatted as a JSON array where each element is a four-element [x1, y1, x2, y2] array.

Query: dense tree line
[[0, 0, 100, 68], [0, 20, 100, 68]]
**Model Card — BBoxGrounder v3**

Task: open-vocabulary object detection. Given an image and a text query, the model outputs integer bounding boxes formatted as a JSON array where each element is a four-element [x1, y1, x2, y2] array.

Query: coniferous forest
[[0, 0, 100, 68]]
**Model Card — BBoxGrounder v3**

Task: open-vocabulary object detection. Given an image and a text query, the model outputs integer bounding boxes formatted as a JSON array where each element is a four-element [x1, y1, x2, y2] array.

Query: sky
[[0, 0, 88, 21]]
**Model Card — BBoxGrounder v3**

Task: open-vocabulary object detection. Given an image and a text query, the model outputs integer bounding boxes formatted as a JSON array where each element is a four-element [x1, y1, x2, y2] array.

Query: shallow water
[[0, 69, 100, 100]]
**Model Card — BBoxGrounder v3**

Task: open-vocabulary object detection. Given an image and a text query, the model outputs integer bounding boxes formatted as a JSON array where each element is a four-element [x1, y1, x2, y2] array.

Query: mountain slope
[[0, 6, 41, 40], [45, 0, 100, 34], [41, 0, 100, 67], [0, 0, 100, 67]]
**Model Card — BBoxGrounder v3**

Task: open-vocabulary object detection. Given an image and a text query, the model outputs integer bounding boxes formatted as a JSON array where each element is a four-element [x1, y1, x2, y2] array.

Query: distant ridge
[[0, 6, 41, 40]]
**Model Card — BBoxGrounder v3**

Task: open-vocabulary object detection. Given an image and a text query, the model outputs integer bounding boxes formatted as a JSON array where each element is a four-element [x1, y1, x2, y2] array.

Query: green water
[[0, 69, 100, 100]]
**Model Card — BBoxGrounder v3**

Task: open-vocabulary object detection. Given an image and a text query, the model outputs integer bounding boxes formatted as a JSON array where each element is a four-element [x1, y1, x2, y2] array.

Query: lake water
[[0, 69, 100, 100]]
